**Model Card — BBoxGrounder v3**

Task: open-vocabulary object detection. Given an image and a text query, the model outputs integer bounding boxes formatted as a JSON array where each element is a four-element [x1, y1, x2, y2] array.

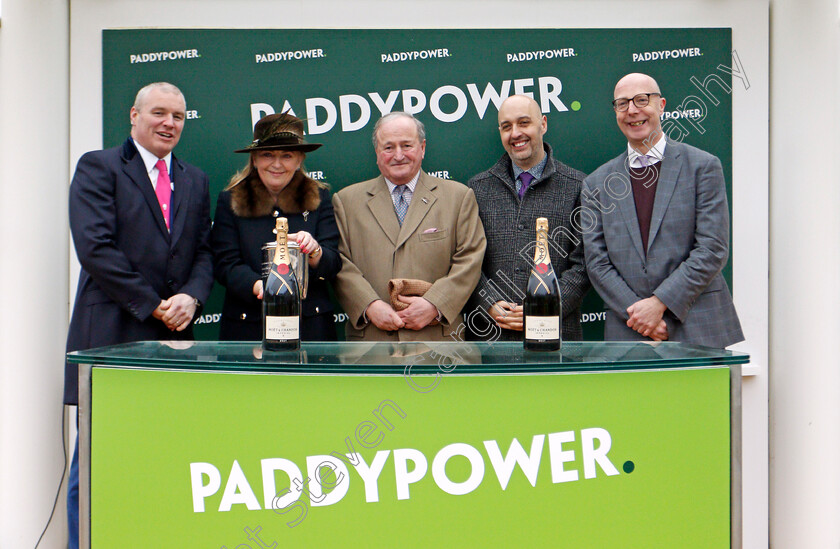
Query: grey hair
[[133, 82, 186, 111], [372, 112, 426, 149]]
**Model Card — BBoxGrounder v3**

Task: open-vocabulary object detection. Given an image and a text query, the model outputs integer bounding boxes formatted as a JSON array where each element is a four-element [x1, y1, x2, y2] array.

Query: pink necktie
[[155, 159, 172, 229]]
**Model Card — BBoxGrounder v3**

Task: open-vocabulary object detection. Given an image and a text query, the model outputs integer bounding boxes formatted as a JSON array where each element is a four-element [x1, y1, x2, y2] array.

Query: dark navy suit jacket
[[65, 138, 213, 404]]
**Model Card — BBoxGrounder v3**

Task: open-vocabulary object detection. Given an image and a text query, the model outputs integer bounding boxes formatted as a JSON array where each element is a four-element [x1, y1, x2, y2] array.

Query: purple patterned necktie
[[518, 172, 534, 199]]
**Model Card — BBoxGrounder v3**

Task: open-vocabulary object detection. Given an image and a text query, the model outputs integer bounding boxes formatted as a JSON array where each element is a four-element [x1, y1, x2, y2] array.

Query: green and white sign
[[102, 28, 738, 339], [91, 366, 731, 547]]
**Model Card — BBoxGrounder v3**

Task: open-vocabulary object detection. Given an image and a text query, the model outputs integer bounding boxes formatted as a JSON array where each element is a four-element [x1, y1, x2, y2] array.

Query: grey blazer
[[582, 138, 743, 348]]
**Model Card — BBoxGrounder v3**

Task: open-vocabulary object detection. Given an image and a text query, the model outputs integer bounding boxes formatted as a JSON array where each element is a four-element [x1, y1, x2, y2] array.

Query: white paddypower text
[[250, 75, 569, 135], [189, 428, 620, 513]]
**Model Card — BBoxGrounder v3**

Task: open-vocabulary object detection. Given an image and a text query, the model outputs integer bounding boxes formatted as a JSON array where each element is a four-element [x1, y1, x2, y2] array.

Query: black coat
[[211, 171, 340, 341]]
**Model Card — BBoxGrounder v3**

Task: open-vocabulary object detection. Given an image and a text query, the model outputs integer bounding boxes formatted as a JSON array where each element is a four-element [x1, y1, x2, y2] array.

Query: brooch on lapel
[[302, 211, 310, 222]]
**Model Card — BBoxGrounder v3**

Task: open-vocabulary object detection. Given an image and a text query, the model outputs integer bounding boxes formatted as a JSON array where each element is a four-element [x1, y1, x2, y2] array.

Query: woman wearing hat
[[212, 112, 341, 341]]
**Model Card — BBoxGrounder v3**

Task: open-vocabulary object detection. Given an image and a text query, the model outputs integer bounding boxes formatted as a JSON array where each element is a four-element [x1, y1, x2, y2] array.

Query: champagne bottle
[[263, 217, 301, 352], [524, 217, 562, 351]]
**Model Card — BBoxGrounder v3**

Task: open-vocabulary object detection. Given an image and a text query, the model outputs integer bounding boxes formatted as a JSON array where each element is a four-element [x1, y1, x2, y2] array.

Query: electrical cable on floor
[[35, 406, 69, 548]]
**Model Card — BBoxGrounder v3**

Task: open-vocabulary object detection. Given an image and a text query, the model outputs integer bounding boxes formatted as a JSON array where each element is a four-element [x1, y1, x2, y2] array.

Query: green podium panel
[[69, 341, 747, 548]]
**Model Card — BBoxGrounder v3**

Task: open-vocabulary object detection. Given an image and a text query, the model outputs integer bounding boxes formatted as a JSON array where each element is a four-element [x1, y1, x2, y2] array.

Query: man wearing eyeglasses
[[581, 73, 743, 347]]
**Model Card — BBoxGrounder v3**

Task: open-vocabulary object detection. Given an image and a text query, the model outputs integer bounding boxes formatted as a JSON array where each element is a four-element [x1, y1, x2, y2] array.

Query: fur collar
[[229, 170, 322, 218]]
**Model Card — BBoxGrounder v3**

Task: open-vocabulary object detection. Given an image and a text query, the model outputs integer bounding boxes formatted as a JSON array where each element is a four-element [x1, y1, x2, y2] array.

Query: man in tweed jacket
[[582, 73, 743, 347], [466, 95, 590, 341], [334, 112, 486, 341]]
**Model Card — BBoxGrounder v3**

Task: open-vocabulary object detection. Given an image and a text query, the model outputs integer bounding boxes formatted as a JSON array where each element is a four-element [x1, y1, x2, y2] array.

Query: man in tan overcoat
[[333, 112, 486, 341]]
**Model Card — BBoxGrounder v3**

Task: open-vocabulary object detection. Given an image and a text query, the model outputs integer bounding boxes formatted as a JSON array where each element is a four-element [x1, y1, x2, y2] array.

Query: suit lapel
[[121, 141, 170, 241], [614, 154, 646, 261], [366, 177, 400, 246], [396, 172, 436, 249], [169, 156, 192, 247], [647, 140, 682, 250]]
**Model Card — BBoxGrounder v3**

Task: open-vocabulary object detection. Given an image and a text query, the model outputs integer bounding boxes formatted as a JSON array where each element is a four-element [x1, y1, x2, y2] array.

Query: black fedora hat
[[235, 112, 323, 153]]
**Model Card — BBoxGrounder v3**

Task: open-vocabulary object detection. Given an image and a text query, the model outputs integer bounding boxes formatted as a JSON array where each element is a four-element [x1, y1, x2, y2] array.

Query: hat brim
[[234, 142, 322, 153]]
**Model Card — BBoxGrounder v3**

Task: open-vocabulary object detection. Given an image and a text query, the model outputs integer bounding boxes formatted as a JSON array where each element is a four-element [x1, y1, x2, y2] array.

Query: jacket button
[[315, 306, 320, 313], [272, 210, 279, 218], [240, 313, 247, 320]]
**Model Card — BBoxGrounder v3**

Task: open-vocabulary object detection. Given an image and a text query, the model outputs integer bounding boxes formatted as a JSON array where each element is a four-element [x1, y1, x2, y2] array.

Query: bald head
[[498, 95, 548, 170], [614, 73, 661, 98], [613, 73, 666, 153], [499, 95, 541, 122]]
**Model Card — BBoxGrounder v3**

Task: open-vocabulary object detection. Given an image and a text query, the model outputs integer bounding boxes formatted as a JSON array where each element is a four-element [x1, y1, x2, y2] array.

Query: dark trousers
[[68, 433, 79, 549]]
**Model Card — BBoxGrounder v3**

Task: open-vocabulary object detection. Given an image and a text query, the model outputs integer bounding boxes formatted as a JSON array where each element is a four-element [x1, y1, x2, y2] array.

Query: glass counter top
[[67, 340, 749, 375]]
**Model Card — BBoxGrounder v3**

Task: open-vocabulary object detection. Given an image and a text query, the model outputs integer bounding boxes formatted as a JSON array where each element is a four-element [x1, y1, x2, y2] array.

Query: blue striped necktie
[[393, 185, 408, 225]]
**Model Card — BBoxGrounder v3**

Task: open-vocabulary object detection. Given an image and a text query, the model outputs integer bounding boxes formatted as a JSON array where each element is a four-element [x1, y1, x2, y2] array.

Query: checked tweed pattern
[[466, 144, 591, 341]]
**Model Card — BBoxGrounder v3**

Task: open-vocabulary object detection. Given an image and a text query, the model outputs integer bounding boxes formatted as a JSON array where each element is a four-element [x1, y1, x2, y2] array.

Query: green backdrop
[[102, 28, 734, 339]]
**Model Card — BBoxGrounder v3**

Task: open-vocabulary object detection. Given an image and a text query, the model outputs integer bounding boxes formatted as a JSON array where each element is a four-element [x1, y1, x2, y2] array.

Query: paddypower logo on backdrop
[[661, 109, 704, 121], [250, 76, 575, 135], [633, 47, 702, 62], [130, 48, 200, 64], [255, 49, 326, 64], [506, 48, 577, 62], [189, 427, 630, 516], [381, 47, 451, 63]]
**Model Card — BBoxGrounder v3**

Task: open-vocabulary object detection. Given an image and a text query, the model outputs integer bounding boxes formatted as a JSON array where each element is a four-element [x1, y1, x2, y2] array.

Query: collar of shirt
[[133, 138, 173, 188], [385, 170, 421, 196], [627, 133, 666, 169], [511, 152, 549, 183]]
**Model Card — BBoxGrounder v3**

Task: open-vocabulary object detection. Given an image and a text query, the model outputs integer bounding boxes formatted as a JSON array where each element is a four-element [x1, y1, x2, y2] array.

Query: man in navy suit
[[582, 73, 743, 347], [64, 82, 213, 548]]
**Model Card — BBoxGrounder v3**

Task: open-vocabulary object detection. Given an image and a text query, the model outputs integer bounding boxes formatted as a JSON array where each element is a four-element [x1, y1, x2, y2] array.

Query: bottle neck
[[534, 228, 551, 266], [274, 231, 291, 266]]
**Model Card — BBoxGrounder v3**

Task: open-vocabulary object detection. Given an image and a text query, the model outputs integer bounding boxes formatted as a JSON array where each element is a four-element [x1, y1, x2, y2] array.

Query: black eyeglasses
[[612, 93, 661, 112]]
